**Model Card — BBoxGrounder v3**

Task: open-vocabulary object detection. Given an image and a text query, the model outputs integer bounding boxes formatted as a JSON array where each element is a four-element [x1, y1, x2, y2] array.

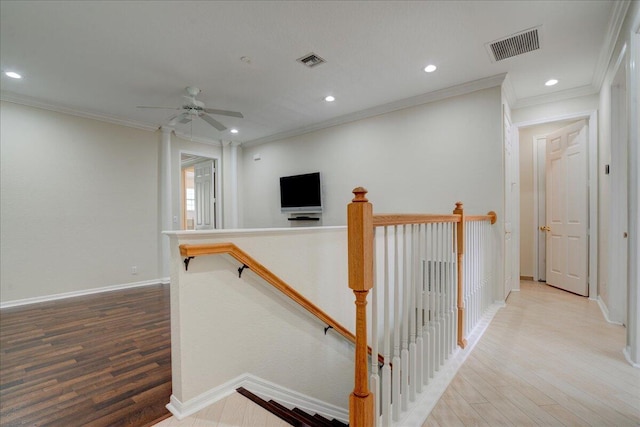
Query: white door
[[504, 111, 514, 298], [545, 120, 588, 296], [194, 159, 215, 230]]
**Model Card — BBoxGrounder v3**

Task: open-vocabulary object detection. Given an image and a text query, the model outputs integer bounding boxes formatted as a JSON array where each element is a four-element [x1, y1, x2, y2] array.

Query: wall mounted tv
[[280, 172, 323, 213]]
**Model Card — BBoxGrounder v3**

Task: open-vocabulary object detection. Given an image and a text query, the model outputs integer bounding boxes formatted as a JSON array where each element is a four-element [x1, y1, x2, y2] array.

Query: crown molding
[[501, 73, 517, 107], [591, 0, 631, 91], [172, 129, 222, 146], [0, 90, 158, 132], [245, 73, 507, 147], [513, 84, 598, 110]]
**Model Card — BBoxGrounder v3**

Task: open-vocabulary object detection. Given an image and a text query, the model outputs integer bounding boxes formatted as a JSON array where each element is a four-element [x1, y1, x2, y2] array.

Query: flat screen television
[[280, 172, 322, 213]]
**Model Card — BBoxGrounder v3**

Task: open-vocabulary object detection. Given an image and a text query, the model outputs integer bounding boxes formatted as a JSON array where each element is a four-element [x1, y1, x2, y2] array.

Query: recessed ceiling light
[[324, 95, 335, 102], [545, 79, 558, 86], [230, 128, 239, 134], [5, 71, 22, 79], [424, 64, 437, 73]]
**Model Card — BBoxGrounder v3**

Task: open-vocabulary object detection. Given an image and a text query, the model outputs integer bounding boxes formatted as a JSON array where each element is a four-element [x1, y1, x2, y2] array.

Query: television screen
[[280, 172, 322, 213]]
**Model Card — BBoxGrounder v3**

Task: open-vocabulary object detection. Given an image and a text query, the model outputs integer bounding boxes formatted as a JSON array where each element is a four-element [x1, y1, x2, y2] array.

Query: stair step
[[235, 386, 348, 427], [311, 413, 335, 426], [269, 400, 313, 426], [236, 387, 307, 426]]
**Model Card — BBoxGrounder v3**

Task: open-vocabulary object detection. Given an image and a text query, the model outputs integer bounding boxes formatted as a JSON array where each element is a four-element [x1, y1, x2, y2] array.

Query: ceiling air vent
[[486, 26, 541, 62], [297, 53, 326, 68]]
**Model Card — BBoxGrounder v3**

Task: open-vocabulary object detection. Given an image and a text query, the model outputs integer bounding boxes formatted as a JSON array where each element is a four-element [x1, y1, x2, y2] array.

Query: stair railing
[[347, 188, 496, 427]]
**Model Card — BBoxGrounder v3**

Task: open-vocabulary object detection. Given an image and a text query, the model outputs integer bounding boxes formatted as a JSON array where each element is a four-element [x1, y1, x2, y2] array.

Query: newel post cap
[[352, 187, 369, 202]]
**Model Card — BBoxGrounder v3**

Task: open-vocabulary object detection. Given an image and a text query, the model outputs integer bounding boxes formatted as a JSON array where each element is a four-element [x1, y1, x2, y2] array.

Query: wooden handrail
[[178, 242, 384, 365], [372, 213, 460, 226], [466, 211, 497, 224]]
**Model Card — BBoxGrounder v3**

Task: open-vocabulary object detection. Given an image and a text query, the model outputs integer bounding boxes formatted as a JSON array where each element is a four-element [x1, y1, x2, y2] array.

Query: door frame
[[532, 134, 547, 282], [514, 110, 598, 299], [179, 150, 222, 230]]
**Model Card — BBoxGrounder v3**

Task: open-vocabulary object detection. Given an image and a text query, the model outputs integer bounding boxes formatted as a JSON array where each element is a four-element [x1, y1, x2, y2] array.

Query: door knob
[[539, 226, 551, 232]]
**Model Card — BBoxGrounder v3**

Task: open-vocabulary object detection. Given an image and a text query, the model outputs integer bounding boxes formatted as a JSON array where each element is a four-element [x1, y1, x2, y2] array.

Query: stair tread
[[311, 413, 335, 427], [236, 386, 347, 427], [236, 387, 306, 426], [269, 400, 313, 426]]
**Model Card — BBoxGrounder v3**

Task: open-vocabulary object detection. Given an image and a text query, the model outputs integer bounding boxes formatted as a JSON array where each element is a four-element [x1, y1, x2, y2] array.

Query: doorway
[[180, 153, 219, 230], [516, 111, 598, 298]]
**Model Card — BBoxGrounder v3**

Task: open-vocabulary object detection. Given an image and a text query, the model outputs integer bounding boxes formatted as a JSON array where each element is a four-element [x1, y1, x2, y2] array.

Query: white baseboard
[[398, 303, 503, 427], [623, 346, 640, 368], [596, 296, 624, 325], [166, 373, 349, 422], [0, 278, 167, 309]]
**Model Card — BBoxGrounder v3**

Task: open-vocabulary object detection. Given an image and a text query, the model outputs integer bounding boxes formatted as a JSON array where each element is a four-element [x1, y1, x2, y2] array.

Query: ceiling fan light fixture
[[230, 128, 239, 134]]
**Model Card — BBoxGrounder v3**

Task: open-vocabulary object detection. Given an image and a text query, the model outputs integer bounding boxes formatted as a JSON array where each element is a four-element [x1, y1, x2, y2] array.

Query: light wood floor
[[154, 392, 291, 427], [423, 281, 640, 427]]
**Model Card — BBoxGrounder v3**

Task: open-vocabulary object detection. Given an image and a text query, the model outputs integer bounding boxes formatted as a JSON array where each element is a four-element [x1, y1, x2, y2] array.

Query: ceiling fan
[[137, 86, 243, 131]]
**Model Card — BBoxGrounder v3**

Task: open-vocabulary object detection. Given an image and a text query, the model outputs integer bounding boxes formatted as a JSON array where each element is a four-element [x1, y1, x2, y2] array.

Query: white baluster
[[381, 227, 391, 427], [408, 225, 416, 402], [392, 226, 401, 421], [401, 225, 409, 411], [415, 224, 423, 394], [371, 230, 380, 427], [422, 224, 430, 386], [427, 223, 436, 379]]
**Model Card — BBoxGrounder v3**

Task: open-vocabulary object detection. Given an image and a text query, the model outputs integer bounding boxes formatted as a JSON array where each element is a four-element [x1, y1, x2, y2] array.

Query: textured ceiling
[[0, 1, 621, 144]]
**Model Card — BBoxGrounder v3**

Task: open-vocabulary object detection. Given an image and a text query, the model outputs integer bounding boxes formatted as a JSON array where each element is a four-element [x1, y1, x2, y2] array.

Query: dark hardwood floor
[[0, 284, 172, 426]]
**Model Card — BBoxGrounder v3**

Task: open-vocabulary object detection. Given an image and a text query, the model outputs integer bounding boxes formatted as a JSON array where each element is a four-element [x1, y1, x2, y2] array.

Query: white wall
[[167, 228, 354, 407], [241, 87, 503, 228], [598, 1, 640, 363], [0, 101, 161, 303]]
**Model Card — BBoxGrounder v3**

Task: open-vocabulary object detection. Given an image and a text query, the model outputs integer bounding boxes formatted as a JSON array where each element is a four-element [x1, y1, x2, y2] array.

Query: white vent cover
[[297, 53, 326, 68], [486, 26, 541, 62]]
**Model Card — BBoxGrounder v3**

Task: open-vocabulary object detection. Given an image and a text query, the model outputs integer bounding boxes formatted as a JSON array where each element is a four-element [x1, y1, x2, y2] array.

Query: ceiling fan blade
[[137, 106, 182, 110], [168, 112, 191, 125], [203, 108, 244, 118], [200, 113, 227, 131]]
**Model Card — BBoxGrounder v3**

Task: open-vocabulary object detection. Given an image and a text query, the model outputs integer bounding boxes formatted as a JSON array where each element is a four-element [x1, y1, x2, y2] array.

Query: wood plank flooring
[[0, 284, 171, 427], [423, 281, 640, 427]]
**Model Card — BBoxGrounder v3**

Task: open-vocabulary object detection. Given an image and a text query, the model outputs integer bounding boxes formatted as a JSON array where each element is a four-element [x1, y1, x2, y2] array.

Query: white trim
[[532, 134, 547, 282], [0, 91, 158, 132], [245, 74, 507, 147], [623, 347, 640, 368], [513, 85, 598, 110], [166, 373, 349, 422], [0, 279, 166, 309], [514, 110, 598, 299], [173, 130, 223, 146], [398, 303, 503, 426], [164, 225, 346, 239], [597, 296, 624, 325], [592, 1, 632, 92]]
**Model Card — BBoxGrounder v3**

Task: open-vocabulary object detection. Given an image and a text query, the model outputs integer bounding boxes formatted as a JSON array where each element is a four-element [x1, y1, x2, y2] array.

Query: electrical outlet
[[131, 266, 138, 275]]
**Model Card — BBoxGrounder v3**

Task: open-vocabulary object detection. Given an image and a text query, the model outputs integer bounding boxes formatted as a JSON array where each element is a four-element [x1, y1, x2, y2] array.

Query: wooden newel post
[[453, 202, 467, 349], [348, 187, 374, 427]]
